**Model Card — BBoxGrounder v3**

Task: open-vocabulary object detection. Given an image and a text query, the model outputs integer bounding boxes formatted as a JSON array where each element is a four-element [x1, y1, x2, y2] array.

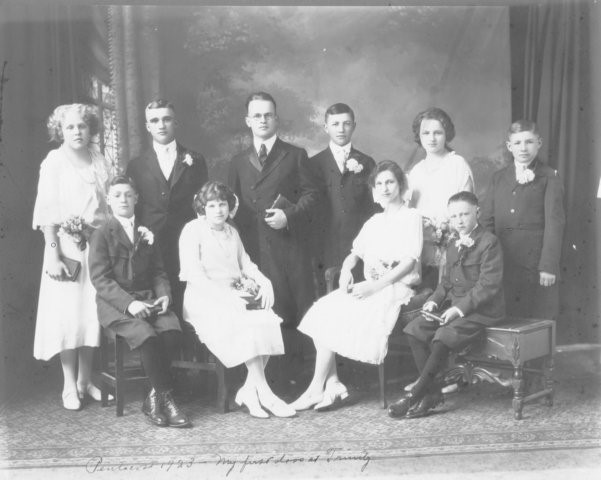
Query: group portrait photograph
[[0, 0, 600, 479]]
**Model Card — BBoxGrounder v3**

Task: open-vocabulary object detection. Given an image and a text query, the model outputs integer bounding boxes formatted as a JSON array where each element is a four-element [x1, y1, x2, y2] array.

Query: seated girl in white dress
[[292, 161, 423, 412], [179, 181, 295, 419]]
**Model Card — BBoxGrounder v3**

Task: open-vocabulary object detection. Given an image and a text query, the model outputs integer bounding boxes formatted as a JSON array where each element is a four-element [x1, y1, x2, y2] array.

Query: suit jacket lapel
[[246, 146, 263, 172], [501, 163, 518, 190], [169, 143, 187, 188], [108, 216, 134, 250], [145, 148, 170, 188], [255, 138, 286, 186], [324, 148, 343, 182]]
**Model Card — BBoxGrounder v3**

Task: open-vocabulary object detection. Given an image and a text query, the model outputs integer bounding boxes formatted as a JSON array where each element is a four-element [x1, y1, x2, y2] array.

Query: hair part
[[325, 103, 355, 122], [507, 119, 540, 138], [145, 99, 176, 112], [193, 181, 237, 215], [47, 103, 100, 143], [109, 174, 138, 193], [368, 160, 407, 194], [448, 190, 478, 207], [411, 107, 456, 148], [245, 92, 277, 112]]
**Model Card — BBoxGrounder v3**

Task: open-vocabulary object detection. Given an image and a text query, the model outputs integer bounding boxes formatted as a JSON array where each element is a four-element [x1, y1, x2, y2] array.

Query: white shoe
[[235, 387, 269, 419], [314, 381, 349, 412], [258, 392, 296, 418], [62, 390, 82, 411], [77, 383, 114, 402], [290, 391, 323, 411]]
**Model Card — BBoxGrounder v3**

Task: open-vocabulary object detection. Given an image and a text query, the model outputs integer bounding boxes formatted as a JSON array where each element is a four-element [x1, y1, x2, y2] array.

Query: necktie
[[341, 149, 349, 174], [258, 144, 268, 167]]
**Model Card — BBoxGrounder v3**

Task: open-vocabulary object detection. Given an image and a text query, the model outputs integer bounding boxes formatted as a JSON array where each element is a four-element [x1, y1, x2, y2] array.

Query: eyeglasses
[[249, 113, 275, 121]]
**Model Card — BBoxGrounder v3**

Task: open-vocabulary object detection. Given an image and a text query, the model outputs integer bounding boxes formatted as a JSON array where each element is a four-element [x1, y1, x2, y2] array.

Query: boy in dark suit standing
[[126, 100, 208, 321], [228, 92, 318, 381], [389, 191, 505, 419], [89, 176, 191, 428], [309, 103, 376, 294]]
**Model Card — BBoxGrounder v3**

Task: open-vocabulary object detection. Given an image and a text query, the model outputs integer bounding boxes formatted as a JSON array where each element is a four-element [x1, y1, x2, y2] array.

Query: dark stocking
[[407, 334, 430, 374], [137, 336, 173, 393], [411, 341, 450, 398]]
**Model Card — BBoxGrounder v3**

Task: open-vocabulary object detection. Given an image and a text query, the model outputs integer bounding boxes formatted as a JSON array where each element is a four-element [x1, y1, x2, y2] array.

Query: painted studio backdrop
[[1, 3, 599, 394]]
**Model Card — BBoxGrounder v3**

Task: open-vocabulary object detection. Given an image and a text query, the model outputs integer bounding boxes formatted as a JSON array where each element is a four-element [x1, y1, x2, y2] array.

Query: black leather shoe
[[405, 390, 444, 419], [388, 391, 422, 418], [160, 390, 192, 428], [141, 389, 168, 427]]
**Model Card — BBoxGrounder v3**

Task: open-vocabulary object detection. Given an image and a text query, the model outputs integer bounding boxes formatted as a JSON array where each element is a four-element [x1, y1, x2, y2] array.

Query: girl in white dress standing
[[407, 108, 474, 285], [292, 161, 423, 412], [179, 181, 295, 418], [32, 104, 112, 410]]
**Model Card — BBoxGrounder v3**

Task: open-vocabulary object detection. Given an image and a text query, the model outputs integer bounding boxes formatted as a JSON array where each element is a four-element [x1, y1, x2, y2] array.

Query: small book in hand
[[421, 310, 445, 323], [265, 194, 293, 217], [60, 255, 81, 282]]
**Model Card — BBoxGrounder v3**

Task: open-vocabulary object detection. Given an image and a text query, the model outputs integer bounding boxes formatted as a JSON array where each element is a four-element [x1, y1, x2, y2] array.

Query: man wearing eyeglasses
[[228, 92, 318, 384]]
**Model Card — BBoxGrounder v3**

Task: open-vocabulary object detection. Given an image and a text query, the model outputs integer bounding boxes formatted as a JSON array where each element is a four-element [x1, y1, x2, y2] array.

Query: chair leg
[[100, 334, 109, 407], [215, 359, 228, 413], [378, 363, 387, 409], [115, 336, 126, 417], [511, 365, 525, 420]]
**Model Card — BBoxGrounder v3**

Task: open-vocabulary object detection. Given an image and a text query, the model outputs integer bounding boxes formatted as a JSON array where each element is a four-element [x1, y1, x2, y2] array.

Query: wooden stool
[[444, 318, 556, 419], [99, 333, 148, 417]]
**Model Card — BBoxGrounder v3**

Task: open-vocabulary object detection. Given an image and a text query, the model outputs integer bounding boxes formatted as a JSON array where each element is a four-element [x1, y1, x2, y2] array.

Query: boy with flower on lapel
[[389, 191, 505, 419], [126, 99, 208, 321], [89, 176, 191, 428], [308, 103, 376, 295]]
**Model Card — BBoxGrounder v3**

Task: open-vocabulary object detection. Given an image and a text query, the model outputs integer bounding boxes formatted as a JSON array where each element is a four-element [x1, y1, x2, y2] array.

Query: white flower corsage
[[516, 168, 535, 184], [455, 235, 475, 250], [182, 153, 194, 167], [345, 157, 364, 174], [137, 226, 154, 246]]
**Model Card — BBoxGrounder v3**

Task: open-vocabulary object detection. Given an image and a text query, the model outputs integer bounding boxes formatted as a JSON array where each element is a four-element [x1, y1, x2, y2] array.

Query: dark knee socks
[[159, 330, 183, 365], [411, 341, 450, 397], [407, 334, 430, 374], [137, 335, 177, 393]]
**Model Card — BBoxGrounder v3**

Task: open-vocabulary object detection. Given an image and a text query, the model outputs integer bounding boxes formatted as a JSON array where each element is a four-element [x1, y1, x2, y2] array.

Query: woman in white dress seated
[[179, 181, 295, 419], [292, 161, 423, 412], [407, 107, 474, 287]]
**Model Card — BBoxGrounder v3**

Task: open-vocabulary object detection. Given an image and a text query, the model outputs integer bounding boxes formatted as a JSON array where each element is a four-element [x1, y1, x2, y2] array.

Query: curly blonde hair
[[47, 103, 100, 143]]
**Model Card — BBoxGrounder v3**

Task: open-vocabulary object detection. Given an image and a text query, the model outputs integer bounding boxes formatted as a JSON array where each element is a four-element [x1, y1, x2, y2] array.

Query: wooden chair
[[444, 318, 555, 419], [99, 322, 228, 416], [325, 266, 433, 408]]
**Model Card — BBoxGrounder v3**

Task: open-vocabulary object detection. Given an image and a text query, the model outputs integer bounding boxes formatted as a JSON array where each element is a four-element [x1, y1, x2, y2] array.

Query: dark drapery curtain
[[0, 3, 108, 396], [510, 1, 599, 345]]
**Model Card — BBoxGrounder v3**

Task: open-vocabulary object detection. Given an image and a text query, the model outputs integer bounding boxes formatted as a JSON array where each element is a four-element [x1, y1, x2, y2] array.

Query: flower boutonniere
[[135, 226, 154, 250], [345, 157, 364, 174], [516, 168, 535, 185], [182, 153, 194, 167], [454, 235, 475, 265]]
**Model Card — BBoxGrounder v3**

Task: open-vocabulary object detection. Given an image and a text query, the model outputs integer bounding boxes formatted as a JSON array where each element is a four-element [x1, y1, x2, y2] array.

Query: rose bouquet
[[231, 274, 262, 310], [58, 215, 93, 250]]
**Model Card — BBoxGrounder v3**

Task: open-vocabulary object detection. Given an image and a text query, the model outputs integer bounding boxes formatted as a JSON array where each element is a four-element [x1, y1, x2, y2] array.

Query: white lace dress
[[179, 217, 284, 368], [32, 147, 110, 360], [298, 207, 422, 364]]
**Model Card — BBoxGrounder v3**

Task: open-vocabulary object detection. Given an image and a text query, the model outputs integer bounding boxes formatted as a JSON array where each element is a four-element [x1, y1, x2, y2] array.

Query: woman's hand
[[350, 281, 377, 300], [45, 256, 68, 282], [539, 271, 556, 287], [338, 269, 354, 293], [256, 281, 274, 310]]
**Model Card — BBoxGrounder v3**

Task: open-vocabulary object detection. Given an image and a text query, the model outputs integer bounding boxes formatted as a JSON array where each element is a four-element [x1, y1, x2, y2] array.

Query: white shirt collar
[[329, 141, 352, 157], [253, 135, 277, 156], [153, 139, 177, 155], [114, 214, 135, 241]]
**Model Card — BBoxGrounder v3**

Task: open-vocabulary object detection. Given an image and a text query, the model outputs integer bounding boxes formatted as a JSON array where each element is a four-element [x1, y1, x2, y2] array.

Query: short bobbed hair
[[507, 119, 540, 138], [245, 92, 277, 113], [368, 160, 408, 195], [193, 181, 237, 216], [325, 103, 355, 122], [109, 175, 138, 193], [448, 190, 478, 207], [411, 107, 456, 148], [47, 103, 100, 143]]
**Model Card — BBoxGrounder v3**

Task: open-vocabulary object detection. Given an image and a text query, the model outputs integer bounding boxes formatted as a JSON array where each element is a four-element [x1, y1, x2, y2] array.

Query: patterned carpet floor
[[1, 350, 600, 476]]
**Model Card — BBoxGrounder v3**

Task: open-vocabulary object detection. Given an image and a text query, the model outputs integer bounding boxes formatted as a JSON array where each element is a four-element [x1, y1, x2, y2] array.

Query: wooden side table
[[444, 318, 556, 420]]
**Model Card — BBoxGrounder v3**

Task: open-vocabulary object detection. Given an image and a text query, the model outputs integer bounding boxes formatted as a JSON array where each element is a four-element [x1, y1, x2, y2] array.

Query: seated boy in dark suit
[[89, 175, 191, 428], [389, 191, 505, 419]]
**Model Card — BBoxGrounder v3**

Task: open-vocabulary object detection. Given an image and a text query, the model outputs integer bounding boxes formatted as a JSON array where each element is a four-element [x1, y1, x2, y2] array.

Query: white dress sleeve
[[451, 153, 475, 193], [178, 220, 210, 285], [235, 228, 271, 287], [32, 151, 62, 229], [351, 215, 374, 259], [398, 209, 423, 262]]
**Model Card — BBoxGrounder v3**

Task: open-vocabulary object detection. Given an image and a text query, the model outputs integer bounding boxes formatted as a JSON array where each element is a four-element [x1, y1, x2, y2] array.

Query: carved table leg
[[512, 365, 525, 420]]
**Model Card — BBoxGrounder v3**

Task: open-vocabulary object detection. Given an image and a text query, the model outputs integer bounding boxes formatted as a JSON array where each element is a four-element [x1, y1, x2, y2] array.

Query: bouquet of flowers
[[58, 215, 93, 250], [368, 260, 400, 281], [423, 217, 455, 267], [231, 274, 262, 310]]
